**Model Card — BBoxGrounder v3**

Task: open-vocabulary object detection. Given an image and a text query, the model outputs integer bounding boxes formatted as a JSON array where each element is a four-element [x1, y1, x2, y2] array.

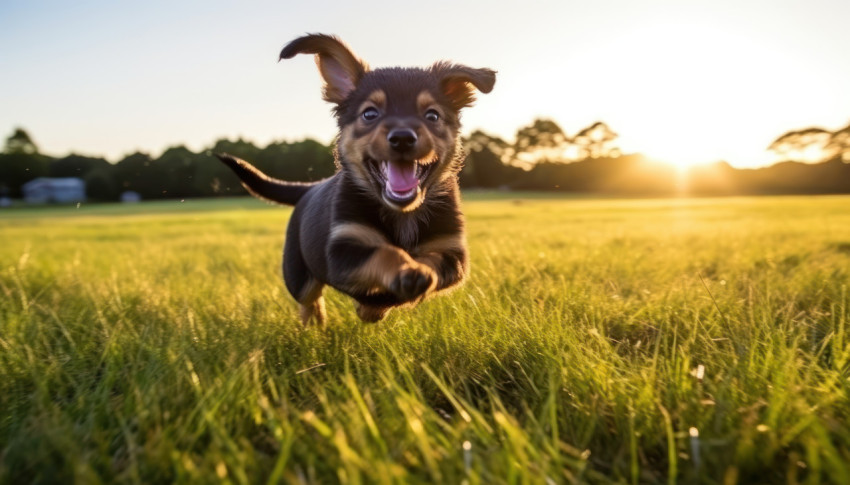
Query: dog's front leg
[[327, 223, 437, 304], [412, 233, 469, 293]]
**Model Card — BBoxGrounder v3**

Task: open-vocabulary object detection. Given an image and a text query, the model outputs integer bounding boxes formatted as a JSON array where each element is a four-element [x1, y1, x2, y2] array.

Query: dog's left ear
[[433, 62, 497, 110], [280, 34, 368, 104]]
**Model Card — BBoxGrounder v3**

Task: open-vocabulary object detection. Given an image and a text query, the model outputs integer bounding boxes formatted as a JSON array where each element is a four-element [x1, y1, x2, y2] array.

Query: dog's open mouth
[[367, 157, 437, 206]]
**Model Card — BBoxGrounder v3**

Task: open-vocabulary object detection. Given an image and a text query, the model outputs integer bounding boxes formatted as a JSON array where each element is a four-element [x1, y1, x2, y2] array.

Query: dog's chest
[[392, 215, 422, 250], [377, 208, 428, 251]]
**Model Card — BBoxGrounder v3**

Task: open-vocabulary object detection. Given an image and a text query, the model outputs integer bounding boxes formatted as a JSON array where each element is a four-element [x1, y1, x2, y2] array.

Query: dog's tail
[[216, 153, 317, 206]]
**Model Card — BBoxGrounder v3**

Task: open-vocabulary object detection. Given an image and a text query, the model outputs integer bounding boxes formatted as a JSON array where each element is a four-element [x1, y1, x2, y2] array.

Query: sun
[[618, 110, 774, 171], [625, 132, 716, 173], [652, 147, 712, 172]]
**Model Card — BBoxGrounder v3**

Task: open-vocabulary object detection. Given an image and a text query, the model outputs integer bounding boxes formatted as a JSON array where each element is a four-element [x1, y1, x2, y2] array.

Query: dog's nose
[[388, 129, 417, 152]]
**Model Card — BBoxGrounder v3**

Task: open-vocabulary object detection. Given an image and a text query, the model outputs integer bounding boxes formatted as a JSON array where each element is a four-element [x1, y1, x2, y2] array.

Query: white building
[[21, 178, 86, 204]]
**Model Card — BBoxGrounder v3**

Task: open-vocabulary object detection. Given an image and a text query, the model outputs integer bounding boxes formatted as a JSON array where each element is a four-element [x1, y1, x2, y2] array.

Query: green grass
[[1, 194, 849, 484]]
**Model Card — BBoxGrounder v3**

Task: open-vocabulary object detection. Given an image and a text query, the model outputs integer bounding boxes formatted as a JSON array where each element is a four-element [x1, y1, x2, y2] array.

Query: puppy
[[218, 34, 495, 324]]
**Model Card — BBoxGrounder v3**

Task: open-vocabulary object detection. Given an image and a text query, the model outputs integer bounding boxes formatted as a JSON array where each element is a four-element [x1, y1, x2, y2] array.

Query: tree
[[113, 152, 171, 199], [50, 154, 110, 178], [0, 128, 51, 197], [4, 128, 38, 155], [256, 138, 335, 182], [210, 138, 262, 163], [826, 122, 850, 162], [768, 127, 832, 162], [512, 118, 571, 167], [153, 146, 203, 199], [84, 167, 119, 201], [461, 130, 522, 188], [466, 130, 511, 156], [574, 121, 619, 159]]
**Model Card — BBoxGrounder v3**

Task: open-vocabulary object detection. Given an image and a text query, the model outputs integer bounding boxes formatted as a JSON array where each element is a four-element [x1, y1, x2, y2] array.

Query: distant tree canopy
[[768, 122, 850, 162], [461, 130, 523, 188], [827, 123, 850, 162], [50, 154, 111, 178], [512, 119, 620, 166], [768, 127, 832, 162], [0, 130, 337, 201], [0, 128, 50, 197], [2, 117, 850, 202], [575, 121, 620, 159], [4, 128, 39, 155], [513, 119, 570, 167]]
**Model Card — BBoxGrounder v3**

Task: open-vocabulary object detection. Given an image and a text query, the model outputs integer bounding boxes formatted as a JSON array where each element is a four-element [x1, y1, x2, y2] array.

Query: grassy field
[[1, 194, 849, 484]]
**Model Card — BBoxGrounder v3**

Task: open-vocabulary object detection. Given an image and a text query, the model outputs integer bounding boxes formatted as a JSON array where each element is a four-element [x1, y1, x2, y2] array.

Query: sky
[[1, 0, 849, 168]]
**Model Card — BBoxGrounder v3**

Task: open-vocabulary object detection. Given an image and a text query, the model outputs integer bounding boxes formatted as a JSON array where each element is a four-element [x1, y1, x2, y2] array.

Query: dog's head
[[281, 34, 496, 212]]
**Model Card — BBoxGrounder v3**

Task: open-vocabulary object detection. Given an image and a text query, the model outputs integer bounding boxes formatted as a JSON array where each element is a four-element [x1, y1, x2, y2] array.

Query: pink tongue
[[386, 162, 418, 192]]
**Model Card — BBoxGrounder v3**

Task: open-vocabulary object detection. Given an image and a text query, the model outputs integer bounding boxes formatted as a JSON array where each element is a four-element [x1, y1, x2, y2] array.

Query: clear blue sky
[[2, 0, 849, 167]]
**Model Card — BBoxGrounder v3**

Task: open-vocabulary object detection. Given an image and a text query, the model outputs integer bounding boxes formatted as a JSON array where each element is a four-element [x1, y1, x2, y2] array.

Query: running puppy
[[218, 34, 495, 324]]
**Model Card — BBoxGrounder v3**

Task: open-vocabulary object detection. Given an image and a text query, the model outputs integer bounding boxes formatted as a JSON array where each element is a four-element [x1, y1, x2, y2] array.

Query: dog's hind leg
[[298, 279, 326, 325], [288, 263, 325, 325], [283, 218, 326, 325]]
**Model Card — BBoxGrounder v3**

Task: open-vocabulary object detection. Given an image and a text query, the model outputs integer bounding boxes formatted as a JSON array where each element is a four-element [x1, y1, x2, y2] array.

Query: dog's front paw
[[390, 264, 437, 302]]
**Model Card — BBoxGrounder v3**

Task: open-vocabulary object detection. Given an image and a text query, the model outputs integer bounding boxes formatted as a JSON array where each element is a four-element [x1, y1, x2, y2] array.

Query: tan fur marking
[[415, 233, 466, 256], [297, 278, 326, 325], [338, 125, 373, 189], [416, 253, 443, 272], [299, 297, 326, 325], [353, 246, 417, 291], [338, 124, 357, 158], [417, 91, 438, 111], [363, 89, 386, 109], [352, 132, 377, 159], [330, 223, 388, 247], [298, 277, 324, 303], [356, 303, 390, 323], [413, 233, 467, 284]]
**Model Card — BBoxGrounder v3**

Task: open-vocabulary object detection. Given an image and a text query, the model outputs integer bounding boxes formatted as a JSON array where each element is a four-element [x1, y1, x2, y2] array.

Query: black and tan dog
[[218, 34, 495, 324]]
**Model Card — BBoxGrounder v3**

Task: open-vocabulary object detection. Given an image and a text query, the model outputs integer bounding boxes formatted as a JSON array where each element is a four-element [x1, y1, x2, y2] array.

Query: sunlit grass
[[1, 194, 850, 483]]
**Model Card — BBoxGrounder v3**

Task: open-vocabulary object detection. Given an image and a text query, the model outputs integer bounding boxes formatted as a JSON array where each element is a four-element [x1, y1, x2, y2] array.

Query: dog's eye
[[361, 107, 379, 122], [424, 109, 440, 122]]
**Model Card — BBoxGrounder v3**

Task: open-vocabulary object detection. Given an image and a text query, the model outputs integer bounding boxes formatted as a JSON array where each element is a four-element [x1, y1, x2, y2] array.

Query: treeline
[[1, 117, 849, 201], [0, 119, 623, 199], [0, 132, 335, 200], [508, 156, 850, 195], [461, 119, 850, 195]]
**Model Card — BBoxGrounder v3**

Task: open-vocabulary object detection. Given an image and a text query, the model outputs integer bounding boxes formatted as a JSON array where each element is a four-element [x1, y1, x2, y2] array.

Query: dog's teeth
[[388, 186, 417, 199]]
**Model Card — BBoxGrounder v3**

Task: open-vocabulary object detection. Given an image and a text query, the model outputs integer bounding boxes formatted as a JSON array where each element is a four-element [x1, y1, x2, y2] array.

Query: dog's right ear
[[280, 34, 368, 104]]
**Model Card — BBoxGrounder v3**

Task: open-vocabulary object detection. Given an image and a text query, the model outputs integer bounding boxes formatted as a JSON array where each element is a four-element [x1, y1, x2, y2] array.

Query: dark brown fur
[[218, 34, 495, 324]]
